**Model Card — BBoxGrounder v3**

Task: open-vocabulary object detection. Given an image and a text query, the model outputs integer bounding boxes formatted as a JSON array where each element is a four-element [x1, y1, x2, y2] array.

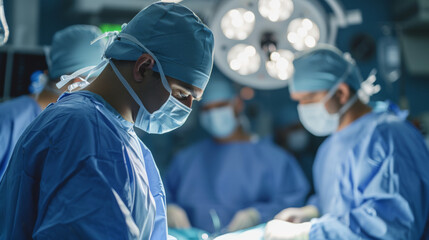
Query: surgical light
[[287, 18, 320, 51], [258, 0, 294, 22], [266, 50, 294, 80], [210, 0, 339, 90], [221, 8, 255, 40], [227, 44, 261, 75]]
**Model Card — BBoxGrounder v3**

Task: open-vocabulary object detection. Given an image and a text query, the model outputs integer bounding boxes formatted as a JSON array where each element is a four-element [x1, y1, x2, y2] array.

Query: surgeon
[[165, 68, 309, 234], [0, 25, 104, 181], [264, 45, 429, 239], [0, 2, 214, 240]]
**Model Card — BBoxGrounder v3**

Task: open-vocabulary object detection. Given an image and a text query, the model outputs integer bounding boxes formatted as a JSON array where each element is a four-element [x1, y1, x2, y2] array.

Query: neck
[[35, 88, 60, 110], [338, 100, 371, 131], [215, 126, 251, 144], [85, 64, 137, 123]]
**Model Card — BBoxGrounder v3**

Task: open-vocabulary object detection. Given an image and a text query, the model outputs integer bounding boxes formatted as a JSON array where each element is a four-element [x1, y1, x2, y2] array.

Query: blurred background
[[1, 0, 429, 178]]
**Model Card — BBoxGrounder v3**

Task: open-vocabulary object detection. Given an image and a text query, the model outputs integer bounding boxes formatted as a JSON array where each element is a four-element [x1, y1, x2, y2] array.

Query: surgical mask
[[110, 60, 192, 134], [287, 129, 310, 152], [200, 105, 237, 139], [298, 81, 358, 137]]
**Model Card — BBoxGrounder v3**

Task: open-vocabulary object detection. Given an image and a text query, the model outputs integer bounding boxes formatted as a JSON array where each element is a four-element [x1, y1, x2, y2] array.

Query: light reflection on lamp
[[221, 8, 255, 40], [266, 50, 294, 80], [258, 0, 294, 22], [287, 18, 320, 51]]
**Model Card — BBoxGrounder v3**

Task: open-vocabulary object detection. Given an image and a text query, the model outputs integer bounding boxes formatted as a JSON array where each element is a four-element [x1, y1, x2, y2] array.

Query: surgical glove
[[274, 205, 319, 223], [167, 204, 191, 229], [227, 208, 260, 232], [264, 219, 312, 240]]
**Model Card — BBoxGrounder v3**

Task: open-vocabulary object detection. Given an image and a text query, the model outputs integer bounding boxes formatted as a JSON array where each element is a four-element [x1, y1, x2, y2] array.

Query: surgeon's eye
[[172, 89, 191, 101]]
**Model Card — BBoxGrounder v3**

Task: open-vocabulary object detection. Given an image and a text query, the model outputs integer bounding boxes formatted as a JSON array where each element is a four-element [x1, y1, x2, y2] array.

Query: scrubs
[[309, 109, 429, 239], [165, 138, 310, 233], [0, 91, 168, 240], [0, 95, 41, 180]]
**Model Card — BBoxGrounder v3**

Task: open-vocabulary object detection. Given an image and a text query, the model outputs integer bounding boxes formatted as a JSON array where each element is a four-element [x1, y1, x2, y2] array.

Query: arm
[[265, 146, 415, 240], [33, 157, 144, 240], [310, 127, 425, 240]]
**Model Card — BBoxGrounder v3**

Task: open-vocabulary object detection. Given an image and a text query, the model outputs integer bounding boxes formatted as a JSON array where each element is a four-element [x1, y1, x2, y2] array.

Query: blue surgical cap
[[290, 45, 363, 93], [49, 25, 104, 79], [201, 67, 235, 105], [105, 2, 215, 91]]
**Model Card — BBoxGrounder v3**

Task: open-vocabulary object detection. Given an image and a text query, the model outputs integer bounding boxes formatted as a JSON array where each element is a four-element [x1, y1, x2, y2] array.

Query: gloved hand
[[167, 204, 191, 229], [227, 208, 260, 232], [274, 205, 319, 223], [264, 219, 312, 240]]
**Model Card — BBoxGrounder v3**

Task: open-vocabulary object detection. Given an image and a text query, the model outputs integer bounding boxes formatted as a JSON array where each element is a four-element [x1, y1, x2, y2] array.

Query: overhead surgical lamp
[[210, 0, 361, 90]]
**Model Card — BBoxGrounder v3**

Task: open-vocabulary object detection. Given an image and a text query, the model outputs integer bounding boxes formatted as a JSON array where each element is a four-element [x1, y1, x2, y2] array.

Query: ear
[[336, 83, 351, 105], [133, 53, 155, 83]]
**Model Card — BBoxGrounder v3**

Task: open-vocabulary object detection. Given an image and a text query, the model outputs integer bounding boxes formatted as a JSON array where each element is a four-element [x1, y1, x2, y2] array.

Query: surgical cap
[[290, 45, 363, 93], [49, 25, 104, 79], [201, 67, 235, 105], [105, 2, 215, 90]]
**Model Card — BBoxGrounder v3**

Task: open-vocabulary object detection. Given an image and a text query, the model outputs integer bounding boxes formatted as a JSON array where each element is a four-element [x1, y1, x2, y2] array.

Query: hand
[[227, 208, 260, 232], [167, 204, 191, 228], [274, 205, 319, 223], [264, 219, 312, 240]]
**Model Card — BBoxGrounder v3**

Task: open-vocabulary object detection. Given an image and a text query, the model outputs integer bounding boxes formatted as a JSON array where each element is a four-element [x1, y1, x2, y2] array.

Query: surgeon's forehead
[[290, 91, 327, 101]]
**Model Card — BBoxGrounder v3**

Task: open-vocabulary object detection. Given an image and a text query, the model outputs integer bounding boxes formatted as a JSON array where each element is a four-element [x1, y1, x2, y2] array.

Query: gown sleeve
[[33, 157, 138, 240]]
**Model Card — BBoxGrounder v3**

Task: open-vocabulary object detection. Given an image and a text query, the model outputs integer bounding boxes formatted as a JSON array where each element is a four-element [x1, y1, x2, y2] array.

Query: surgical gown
[[0, 95, 41, 181], [165, 138, 309, 233], [0, 91, 169, 240], [308, 109, 429, 239]]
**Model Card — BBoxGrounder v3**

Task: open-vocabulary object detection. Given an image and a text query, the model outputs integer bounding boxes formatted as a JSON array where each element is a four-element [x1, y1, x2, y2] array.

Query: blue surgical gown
[[308, 109, 429, 239], [164, 138, 309, 233], [0, 91, 170, 240], [0, 95, 41, 181]]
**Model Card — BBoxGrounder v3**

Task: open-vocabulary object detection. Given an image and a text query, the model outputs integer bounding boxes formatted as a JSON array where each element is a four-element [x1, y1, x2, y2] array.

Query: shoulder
[[369, 112, 419, 146], [0, 96, 38, 120], [30, 93, 123, 147], [0, 96, 33, 109], [359, 112, 426, 163]]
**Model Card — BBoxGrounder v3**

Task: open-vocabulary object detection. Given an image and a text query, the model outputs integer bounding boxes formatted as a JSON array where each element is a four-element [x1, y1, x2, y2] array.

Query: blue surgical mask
[[110, 60, 191, 134], [200, 105, 237, 139]]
